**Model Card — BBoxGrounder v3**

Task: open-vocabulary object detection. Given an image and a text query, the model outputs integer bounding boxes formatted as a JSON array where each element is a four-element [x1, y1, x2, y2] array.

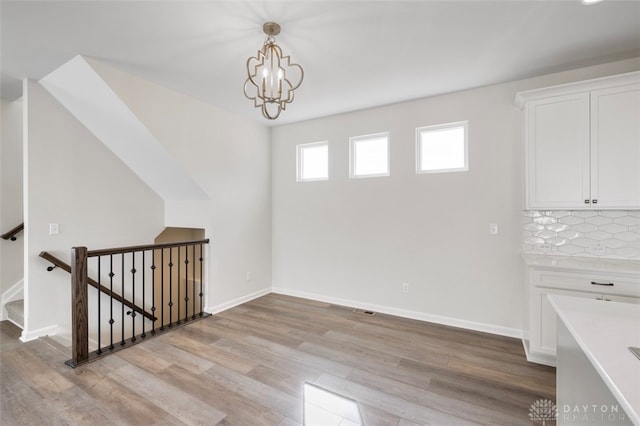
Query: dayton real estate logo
[[529, 398, 557, 425]]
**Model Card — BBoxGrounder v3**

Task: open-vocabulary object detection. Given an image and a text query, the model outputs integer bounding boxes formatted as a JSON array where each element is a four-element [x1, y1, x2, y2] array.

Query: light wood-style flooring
[[0, 293, 555, 425]]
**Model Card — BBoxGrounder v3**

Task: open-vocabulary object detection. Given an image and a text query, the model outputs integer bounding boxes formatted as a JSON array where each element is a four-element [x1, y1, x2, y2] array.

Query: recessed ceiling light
[[582, 0, 603, 4]]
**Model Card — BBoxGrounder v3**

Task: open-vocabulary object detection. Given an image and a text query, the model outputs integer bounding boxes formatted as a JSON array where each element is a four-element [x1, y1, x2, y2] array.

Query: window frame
[[415, 121, 469, 174], [349, 132, 390, 179], [296, 141, 329, 182]]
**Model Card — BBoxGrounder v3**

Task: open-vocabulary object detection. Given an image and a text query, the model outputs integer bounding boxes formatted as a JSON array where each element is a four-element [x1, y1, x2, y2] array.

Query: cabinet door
[[526, 93, 591, 209], [530, 287, 598, 357], [591, 83, 640, 208]]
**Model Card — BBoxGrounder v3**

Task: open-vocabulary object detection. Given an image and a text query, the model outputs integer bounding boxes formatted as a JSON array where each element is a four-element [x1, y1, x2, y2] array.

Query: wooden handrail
[[1, 222, 24, 241], [39, 251, 156, 321], [87, 238, 210, 257]]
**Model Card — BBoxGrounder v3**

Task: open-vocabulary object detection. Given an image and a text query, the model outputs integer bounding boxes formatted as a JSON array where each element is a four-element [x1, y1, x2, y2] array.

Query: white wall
[[23, 80, 164, 339], [87, 59, 273, 312], [271, 58, 640, 336], [0, 99, 24, 299]]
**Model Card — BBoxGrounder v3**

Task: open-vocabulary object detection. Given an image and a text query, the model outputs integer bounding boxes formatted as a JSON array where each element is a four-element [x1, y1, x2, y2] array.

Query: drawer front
[[532, 269, 640, 297]]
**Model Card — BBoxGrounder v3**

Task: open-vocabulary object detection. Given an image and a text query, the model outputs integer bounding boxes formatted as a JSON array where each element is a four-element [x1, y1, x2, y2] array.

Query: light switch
[[49, 223, 59, 235], [489, 223, 498, 235]]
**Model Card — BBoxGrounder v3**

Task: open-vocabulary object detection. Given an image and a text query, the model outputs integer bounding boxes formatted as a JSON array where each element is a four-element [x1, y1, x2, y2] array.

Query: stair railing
[[40, 251, 156, 321], [68, 238, 210, 367], [1, 222, 24, 241]]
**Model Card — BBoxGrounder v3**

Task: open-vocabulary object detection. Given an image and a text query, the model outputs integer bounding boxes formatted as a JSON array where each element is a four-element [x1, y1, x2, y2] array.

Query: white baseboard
[[20, 324, 58, 343], [522, 338, 556, 367], [525, 352, 556, 367], [1, 279, 24, 321], [271, 287, 523, 339], [14, 286, 523, 347], [205, 287, 271, 315]]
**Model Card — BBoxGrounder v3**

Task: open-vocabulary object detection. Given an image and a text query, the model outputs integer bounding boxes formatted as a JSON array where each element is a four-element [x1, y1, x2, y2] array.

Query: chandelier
[[243, 22, 304, 120]]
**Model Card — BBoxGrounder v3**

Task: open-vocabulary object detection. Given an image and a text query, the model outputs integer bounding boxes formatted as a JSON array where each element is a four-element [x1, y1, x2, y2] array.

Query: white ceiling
[[2, 1, 639, 125]]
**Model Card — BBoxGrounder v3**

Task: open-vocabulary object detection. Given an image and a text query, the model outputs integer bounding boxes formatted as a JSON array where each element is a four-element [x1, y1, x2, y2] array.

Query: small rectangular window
[[297, 141, 328, 181], [416, 121, 468, 173], [350, 132, 390, 178]]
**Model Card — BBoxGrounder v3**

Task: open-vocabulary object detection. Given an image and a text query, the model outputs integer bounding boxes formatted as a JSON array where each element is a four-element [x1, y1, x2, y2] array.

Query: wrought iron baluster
[[199, 244, 204, 317], [97, 256, 102, 354], [130, 252, 136, 343], [109, 255, 114, 350], [184, 245, 189, 322], [160, 248, 165, 331], [151, 249, 156, 335], [120, 253, 125, 346], [142, 250, 146, 339], [192, 244, 196, 320], [177, 246, 181, 325], [169, 247, 174, 327]]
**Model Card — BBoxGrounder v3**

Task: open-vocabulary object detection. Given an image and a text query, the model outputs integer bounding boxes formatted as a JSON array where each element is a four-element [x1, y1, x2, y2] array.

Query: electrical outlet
[[489, 223, 498, 235], [588, 244, 607, 255], [536, 243, 552, 252], [402, 282, 409, 293], [49, 223, 59, 235], [246, 272, 252, 281]]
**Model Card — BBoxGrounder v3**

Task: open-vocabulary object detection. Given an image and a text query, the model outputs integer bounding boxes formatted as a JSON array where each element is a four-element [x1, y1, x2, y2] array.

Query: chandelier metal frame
[[243, 22, 304, 120]]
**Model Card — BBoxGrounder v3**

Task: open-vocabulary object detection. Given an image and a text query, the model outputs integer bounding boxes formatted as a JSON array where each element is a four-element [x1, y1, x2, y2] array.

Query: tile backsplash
[[522, 210, 640, 260]]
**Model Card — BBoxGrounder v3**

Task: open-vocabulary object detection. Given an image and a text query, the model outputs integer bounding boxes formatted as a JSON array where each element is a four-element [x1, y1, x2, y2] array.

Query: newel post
[[67, 246, 89, 367]]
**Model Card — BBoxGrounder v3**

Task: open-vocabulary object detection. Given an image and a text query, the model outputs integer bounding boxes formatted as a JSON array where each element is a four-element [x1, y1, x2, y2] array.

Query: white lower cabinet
[[531, 287, 595, 360], [523, 257, 640, 366]]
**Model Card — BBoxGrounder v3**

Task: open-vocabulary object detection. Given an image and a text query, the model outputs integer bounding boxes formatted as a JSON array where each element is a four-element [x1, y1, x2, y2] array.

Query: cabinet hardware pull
[[592, 199, 598, 204], [584, 199, 590, 204], [591, 281, 614, 286]]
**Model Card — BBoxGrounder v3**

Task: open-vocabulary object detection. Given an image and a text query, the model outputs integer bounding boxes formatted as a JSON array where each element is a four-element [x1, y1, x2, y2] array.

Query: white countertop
[[548, 295, 640, 424], [522, 254, 640, 275]]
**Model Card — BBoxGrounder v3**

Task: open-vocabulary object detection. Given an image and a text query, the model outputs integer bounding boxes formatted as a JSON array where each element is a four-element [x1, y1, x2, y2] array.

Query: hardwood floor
[[0, 293, 555, 425]]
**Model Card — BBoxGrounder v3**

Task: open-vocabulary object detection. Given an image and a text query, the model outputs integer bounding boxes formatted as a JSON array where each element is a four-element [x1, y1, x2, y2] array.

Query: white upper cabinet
[[516, 72, 640, 210], [590, 84, 640, 208], [526, 92, 590, 209]]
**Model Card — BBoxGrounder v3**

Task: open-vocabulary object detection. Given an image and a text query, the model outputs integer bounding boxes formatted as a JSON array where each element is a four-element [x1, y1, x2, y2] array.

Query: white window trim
[[415, 121, 468, 174], [349, 132, 390, 179], [296, 141, 329, 182]]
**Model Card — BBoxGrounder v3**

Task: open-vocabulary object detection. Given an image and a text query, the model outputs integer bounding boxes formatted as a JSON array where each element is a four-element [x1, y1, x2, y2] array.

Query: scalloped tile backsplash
[[522, 210, 640, 260]]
